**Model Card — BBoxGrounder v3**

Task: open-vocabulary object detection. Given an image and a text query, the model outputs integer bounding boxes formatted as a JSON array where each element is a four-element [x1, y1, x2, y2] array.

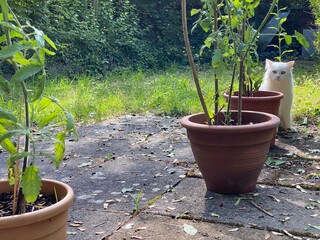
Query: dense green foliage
[[309, 0, 320, 52], [7, 0, 190, 76], [1, 0, 316, 77]]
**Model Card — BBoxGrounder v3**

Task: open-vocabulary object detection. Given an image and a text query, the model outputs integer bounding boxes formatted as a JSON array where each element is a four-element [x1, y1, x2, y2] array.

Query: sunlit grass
[[1, 61, 319, 125]]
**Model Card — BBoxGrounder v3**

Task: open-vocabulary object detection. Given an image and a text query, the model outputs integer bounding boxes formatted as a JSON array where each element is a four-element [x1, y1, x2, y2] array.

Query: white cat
[[259, 59, 295, 130]]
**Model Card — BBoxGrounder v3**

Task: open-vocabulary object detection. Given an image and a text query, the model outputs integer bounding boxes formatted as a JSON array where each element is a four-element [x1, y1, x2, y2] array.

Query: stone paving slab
[[68, 210, 129, 240], [147, 177, 320, 239], [109, 213, 294, 240], [0, 114, 319, 240], [63, 156, 186, 239]]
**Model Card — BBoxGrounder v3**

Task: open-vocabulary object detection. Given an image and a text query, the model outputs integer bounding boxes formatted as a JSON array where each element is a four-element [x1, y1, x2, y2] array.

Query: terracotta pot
[[0, 179, 74, 240], [223, 90, 283, 147], [180, 111, 280, 194]]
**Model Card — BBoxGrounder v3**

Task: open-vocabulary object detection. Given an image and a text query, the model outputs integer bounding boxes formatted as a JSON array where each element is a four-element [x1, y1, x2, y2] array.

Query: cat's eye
[[281, 71, 286, 74], [272, 70, 277, 74]]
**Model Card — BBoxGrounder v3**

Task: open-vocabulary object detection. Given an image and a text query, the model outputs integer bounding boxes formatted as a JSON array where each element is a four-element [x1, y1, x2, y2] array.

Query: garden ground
[[0, 114, 319, 239]]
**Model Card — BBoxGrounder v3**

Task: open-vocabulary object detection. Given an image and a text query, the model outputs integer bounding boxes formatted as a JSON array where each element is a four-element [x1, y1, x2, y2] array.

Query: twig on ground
[[250, 201, 274, 217]]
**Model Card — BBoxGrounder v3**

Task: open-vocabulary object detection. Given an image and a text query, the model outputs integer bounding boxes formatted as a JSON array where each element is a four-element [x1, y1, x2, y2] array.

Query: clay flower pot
[[223, 90, 283, 147], [180, 111, 280, 194], [0, 179, 74, 240]]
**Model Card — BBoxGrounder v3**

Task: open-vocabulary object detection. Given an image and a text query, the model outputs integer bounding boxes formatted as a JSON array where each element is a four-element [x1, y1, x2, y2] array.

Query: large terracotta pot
[[223, 90, 283, 147], [180, 111, 280, 194], [0, 179, 74, 240]]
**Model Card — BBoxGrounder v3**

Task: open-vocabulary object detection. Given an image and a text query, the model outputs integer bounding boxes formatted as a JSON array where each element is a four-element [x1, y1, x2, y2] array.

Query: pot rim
[[180, 110, 280, 133], [0, 178, 74, 226], [223, 90, 284, 101]]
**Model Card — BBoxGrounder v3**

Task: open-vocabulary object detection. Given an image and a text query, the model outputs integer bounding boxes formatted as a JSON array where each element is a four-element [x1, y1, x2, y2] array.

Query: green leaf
[[0, 0, 9, 21], [279, 17, 287, 25], [0, 129, 27, 144], [0, 109, 17, 122], [13, 51, 31, 65], [294, 30, 310, 48], [32, 74, 45, 102], [38, 110, 59, 128], [38, 97, 53, 111], [21, 165, 42, 203], [265, 157, 285, 168], [65, 111, 76, 136], [7, 167, 15, 185], [53, 131, 66, 168], [11, 64, 42, 83], [191, 8, 200, 16], [200, 18, 211, 32], [6, 151, 30, 167], [43, 48, 56, 56], [231, 16, 239, 29], [43, 34, 57, 50], [0, 125, 17, 154], [0, 42, 32, 60], [0, 75, 10, 93], [284, 35, 292, 45]]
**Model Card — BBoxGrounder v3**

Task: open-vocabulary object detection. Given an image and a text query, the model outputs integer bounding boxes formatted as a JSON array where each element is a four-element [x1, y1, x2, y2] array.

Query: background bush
[[2, 0, 318, 77]]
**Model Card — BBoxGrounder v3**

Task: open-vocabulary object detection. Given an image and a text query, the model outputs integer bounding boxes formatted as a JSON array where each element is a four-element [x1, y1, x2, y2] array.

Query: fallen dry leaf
[[183, 223, 197, 236], [131, 236, 143, 239], [69, 223, 82, 227], [135, 227, 147, 232], [228, 228, 239, 232], [172, 196, 186, 203], [271, 231, 283, 236]]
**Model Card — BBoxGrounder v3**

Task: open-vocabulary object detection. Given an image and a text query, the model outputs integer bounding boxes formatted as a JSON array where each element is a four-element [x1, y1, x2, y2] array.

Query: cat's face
[[265, 59, 295, 82]]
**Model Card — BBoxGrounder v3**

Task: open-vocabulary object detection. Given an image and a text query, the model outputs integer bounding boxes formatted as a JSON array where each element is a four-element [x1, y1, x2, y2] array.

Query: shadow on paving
[[0, 114, 318, 240]]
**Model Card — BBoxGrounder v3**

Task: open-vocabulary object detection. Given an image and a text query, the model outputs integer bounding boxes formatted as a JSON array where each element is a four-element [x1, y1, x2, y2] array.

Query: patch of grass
[[293, 60, 320, 124], [1, 61, 319, 125]]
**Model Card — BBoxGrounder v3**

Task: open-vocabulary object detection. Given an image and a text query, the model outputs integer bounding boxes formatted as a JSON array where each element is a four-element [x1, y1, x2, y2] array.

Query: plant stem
[[181, 0, 211, 124], [21, 81, 30, 172], [213, 1, 219, 125], [240, 0, 278, 63], [2, 1, 29, 213]]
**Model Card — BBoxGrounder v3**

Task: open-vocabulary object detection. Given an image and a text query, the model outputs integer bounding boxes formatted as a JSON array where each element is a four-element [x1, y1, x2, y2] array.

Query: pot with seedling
[[0, 1, 77, 239], [180, 0, 281, 194]]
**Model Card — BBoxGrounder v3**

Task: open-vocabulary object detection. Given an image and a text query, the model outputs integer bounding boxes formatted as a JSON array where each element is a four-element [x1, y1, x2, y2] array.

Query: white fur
[[259, 59, 295, 129]]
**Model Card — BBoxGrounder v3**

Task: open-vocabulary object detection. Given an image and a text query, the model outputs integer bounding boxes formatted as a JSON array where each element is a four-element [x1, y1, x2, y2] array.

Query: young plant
[[265, 3, 309, 61], [0, 0, 76, 214], [130, 189, 143, 215], [182, 0, 278, 124]]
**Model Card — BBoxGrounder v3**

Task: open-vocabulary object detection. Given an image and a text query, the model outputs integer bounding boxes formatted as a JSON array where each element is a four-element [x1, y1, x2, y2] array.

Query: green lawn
[[2, 60, 320, 125]]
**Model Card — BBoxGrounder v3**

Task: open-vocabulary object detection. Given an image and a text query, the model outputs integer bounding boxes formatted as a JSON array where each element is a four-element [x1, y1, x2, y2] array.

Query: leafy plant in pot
[[180, 0, 280, 194], [0, 1, 77, 239], [221, 1, 309, 145]]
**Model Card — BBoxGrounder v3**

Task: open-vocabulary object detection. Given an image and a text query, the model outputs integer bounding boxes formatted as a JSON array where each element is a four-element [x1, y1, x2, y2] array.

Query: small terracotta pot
[[223, 90, 283, 147], [180, 111, 280, 194], [0, 179, 74, 240]]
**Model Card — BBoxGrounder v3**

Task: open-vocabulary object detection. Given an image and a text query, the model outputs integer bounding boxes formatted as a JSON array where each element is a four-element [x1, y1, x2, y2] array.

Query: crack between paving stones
[[185, 172, 320, 191], [144, 211, 320, 239], [98, 178, 185, 240]]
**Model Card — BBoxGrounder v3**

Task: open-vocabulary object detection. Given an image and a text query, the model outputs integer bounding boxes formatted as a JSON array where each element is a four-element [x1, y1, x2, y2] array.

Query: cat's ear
[[287, 61, 295, 69], [265, 59, 272, 69]]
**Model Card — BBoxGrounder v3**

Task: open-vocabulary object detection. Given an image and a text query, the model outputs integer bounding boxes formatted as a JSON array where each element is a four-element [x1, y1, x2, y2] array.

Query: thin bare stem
[[181, 0, 211, 124], [213, 2, 219, 125]]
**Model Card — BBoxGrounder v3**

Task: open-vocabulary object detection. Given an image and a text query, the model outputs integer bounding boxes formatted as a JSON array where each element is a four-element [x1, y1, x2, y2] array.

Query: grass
[[2, 60, 320, 125]]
